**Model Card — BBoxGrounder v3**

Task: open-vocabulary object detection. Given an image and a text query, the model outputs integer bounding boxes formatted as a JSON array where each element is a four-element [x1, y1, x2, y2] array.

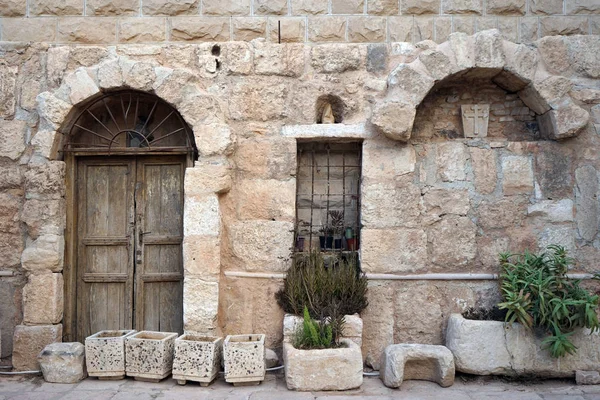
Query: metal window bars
[[295, 142, 362, 252]]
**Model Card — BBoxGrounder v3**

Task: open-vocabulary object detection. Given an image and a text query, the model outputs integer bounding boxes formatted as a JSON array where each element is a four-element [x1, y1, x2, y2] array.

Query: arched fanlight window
[[65, 90, 196, 155]]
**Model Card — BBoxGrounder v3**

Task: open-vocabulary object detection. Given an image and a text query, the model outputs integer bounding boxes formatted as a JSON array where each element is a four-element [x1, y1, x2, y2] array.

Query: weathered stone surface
[[184, 194, 220, 237], [501, 155, 533, 195], [85, 330, 136, 378], [229, 80, 287, 120], [442, 0, 483, 14], [0, 0, 25, 16], [233, 17, 267, 41], [254, 43, 304, 77], [24, 161, 65, 200], [348, 17, 386, 43], [540, 16, 589, 37], [21, 234, 65, 274], [65, 67, 100, 105], [362, 183, 421, 228], [1, 17, 57, 42], [362, 282, 394, 370], [361, 228, 428, 273], [203, 0, 250, 15], [474, 29, 505, 69], [255, 0, 287, 14], [38, 342, 87, 383], [142, 0, 199, 15], [576, 370, 600, 385], [30, 0, 83, 15], [567, 0, 600, 14], [183, 235, 220, 279], [223, 334, 265, 384], [402, 0, 439, 14], [575, 165, 598, 241], [0, 65, 17, 119], [566, 35, 600, 79], [57, 17, 117, 43], [235, 136, 296, 180], [0, 119, 26, 161], [419, 49, 457, 80], [536, 36, 570, 75], [380, 344, 455, 388], [520, 76, 573, 115], [185, 159, 232, 195], [171, 18, 230, 41], [283, 339, 362, 391], [437, 142, 467, 182], [371, 101, 416, 142], [308, 17, 347, 42], [12, 324, 63, 371], [265, 348, 279, 368], [529, 0, 562, 14], [528, 199, 574, 223], [470, 147, 497, 194], [228, 221, 293, 272], [291, 0, 327, 14], [368, 0, 399, 15], [173, 335, 222, 384], [534, 143, 573, 199], [477, 197, 527, 229], [36, 92, 71, 128], [194, 123, 234, 156], [367, 44, 388, 73], [125, 331, 178, 380], [388, 17, 415, 42], [233, 179, 295, 222], [388, 63, 435, 105], [268, 17, 306, 43], [183, 278, 219, 333], [428, 216, 476, 267], [332, 0, 364, 14], [538, 225, 576, 254], [539, 102, 589, 140], [361, 140, 415, 185], [23, 273, 63, 325], [487, 0, 525, 14], [119, 17, 166, 43], [423, 189, 469, 224], [494, 44, 537, 91], [87, 0, 138, 15], [446, 314, 600, 377], [21, 198, 66, 239], [311, 44, 363, 73]]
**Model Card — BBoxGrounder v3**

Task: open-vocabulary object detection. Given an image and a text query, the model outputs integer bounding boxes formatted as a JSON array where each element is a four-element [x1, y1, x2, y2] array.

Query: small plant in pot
[[276, 251, 368, 391], [329, 210, 345, 250], [318, 224, 334, 250]]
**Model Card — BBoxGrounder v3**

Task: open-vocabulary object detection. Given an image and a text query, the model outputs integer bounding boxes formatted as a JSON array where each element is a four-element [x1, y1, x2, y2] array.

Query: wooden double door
[[75, 155, 185, 341]]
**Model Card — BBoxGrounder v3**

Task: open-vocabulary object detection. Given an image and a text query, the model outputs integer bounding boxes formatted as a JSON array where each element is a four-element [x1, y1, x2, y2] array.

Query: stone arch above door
[[371, 29, 590, 143]]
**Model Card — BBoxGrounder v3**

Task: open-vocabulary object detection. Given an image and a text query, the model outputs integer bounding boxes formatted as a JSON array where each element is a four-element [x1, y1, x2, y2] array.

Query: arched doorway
[[63, 90, 197, 341]]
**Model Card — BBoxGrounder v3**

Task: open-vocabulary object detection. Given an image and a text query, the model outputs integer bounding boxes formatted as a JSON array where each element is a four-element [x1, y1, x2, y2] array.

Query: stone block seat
[[380, 344, 455, 388], [38, 342, 87, 384]]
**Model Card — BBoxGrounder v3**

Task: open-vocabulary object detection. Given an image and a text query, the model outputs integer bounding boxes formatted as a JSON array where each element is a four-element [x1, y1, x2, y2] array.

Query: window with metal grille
[[295, 142, 362, 252]]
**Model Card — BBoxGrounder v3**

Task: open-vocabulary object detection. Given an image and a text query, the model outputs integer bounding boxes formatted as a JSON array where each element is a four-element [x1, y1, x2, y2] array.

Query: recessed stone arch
[[371, 29, 590, 143], [28, 52, 233, 342]]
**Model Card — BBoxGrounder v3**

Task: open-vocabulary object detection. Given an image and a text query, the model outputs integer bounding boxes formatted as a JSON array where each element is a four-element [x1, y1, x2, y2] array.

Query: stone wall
[[0, 0, 599, 44], [0, 30, 600, 369]]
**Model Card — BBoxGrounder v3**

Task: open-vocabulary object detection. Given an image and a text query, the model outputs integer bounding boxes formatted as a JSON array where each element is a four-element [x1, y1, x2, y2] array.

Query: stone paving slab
[[3, 373, 600, 399]]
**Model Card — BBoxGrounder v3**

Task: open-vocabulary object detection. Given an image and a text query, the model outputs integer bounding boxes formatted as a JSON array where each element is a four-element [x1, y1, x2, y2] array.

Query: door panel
[[76, 155, 185, 342], [77, 159, 135, 341]]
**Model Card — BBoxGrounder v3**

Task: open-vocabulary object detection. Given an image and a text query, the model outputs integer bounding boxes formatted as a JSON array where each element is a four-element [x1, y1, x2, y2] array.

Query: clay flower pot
[[85, 330, 136, 380], [223, 334, 266, 385], [125, 331, 178, 382], [172, 334, 223, 386]]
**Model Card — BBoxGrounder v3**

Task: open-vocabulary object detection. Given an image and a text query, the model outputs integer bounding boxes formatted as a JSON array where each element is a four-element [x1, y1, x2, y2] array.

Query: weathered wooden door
[[76, 155, 185, 341]]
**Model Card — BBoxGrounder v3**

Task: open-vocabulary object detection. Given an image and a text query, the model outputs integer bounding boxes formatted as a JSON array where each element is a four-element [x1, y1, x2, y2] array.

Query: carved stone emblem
[[461, 104, 490, 138]]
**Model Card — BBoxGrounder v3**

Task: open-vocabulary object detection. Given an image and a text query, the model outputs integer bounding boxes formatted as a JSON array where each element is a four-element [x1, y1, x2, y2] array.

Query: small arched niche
[[315, 94, 345, 124], [62, 89, 197, 157], [412, 72, 539, 141]]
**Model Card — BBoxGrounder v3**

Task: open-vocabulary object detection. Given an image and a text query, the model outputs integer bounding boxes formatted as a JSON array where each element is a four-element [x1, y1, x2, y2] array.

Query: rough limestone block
[[380, 344, 455, 388], [12, 325, 63, 371], [371, 101, 416, 142], [125, 331, 178, 381], [283, 339, 363, 391], [576, 370, 600, 385], [172, 334, 223, 386], [38, 342, 87, 384], [446, 314, 600, 377], [22, 273, 64, 325], [85, 330, 136, 379], [223, 334, 265, 385]]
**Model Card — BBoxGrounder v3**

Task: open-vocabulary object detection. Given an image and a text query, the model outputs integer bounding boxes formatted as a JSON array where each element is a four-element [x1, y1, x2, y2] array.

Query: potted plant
[[329, 210, 345, 250], [172, 334, 223, 386], [318, 224, 334, 250], [85, 329, 136, 380], [223, 334, 266, 386], [446, 245, 600, 377], [125, 331, 178, 382], [276, 251, 368, 391], [345, 227, 357, 251]]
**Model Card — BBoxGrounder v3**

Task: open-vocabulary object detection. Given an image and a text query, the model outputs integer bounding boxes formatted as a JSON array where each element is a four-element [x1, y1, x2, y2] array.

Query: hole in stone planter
[[96, 331, 128, 338], [215, 59, 221, 70], [134, 332, 171, 340], [316, 95, 344, 124], [211, 45, 221, 56], [180, 334, 219, 342], [228, 334, 262, 342]]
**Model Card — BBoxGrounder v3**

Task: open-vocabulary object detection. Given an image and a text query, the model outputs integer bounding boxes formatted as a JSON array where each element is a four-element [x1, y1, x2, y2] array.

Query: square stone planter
[[125, 331, 178, 382], [172, 334, 223, 386], [283, 338, 363, 391], [223, 334, 265, 385], [85, 330, 136, 380], [446, 313, 600, 378]]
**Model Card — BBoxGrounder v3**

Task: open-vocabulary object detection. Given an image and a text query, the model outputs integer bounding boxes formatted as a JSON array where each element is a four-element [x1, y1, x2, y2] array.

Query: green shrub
[[498, 244, 599, 357], [293, 306, 339, 350], [276, 251, 368, 344]]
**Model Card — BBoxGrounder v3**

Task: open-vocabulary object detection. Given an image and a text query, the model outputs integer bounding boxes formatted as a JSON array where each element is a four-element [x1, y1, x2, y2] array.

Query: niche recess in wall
[[315, 95, 345, 124]]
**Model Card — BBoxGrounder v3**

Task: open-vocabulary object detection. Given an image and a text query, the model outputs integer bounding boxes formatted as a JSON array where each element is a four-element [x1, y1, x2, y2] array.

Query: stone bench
[[380, 344, 455, 388]]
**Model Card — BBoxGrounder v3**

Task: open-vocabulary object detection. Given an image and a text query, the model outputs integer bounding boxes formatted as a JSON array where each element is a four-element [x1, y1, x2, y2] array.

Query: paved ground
[[2, 372, 600, 399]]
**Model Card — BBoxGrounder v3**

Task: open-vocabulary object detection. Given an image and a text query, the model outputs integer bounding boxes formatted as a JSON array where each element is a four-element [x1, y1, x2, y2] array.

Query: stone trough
[[380, 344, 455, 388], [446, 314, 600, 377]]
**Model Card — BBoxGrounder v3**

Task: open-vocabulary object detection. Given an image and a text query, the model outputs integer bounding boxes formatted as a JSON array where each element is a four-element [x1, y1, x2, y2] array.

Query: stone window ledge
[[281, 123, 372, 139]]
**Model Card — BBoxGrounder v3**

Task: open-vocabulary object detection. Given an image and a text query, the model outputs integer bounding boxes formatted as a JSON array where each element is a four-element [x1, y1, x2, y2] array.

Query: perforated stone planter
[[283, 339, 363, 391], [125, 331, 178, 382], [172, 334, 223, 386], [85, 330, 136, 380], [446, 314, 600, 378], [223, 334, 265, 386]]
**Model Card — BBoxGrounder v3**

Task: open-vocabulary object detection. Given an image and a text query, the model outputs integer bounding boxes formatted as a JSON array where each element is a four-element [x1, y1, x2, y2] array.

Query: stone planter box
[[446, 313, 600, 378], [85, 330, 136, 379], [125, 331, 178, 382], [172, 334, 223, 386], [223, 334, 265, 385], [283, 338, 363, 391], [283, 313, 363, 347]]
